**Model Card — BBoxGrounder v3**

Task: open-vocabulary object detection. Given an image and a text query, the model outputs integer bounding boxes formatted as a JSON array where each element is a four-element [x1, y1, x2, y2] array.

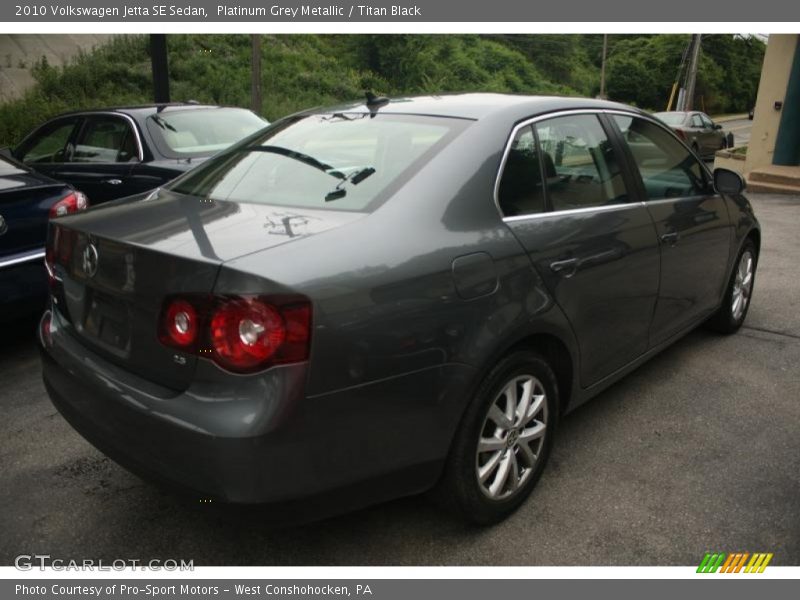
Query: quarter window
[[497, 126, 545, 217], [534, 114, 629, 211], [73, 116, 138, 163], [613, 115, 708, 200]]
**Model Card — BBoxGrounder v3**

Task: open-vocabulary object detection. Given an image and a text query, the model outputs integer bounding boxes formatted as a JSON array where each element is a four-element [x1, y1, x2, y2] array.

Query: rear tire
[[707, 240, 757, 334], [436, 350, 558, 524]]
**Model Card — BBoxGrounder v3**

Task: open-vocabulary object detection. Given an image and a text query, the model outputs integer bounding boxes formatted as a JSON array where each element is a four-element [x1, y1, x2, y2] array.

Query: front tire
[[707, 240, 757, 334], [438, 350, 558, 524]]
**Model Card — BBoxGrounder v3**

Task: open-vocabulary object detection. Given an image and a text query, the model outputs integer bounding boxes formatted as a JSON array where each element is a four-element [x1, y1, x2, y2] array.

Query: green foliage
[[605, 34, 765, 113], [0, 34, 766, 147]]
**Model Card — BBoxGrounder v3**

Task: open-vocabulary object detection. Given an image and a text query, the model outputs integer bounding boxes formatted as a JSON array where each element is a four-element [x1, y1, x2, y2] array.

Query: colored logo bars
[[697, 552, 773, 573]]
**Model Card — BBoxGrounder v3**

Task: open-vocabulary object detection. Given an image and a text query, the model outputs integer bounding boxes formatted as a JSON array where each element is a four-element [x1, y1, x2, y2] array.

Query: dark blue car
[[0, 154, 87, 319]]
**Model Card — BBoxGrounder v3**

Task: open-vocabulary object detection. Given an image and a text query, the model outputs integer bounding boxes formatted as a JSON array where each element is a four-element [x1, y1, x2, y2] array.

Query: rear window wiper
[[325, 167, 376, 202], [238, 145, 346, 180]]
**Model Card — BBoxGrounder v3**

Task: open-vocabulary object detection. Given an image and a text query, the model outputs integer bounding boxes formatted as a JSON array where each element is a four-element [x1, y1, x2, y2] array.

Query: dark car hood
[[55, 188, 367, 264]]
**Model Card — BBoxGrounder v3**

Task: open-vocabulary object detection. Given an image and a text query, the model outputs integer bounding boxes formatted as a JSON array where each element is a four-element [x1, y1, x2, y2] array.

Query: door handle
[[103, 178, 123, 185], [660, 232, 680, 246], [549, 257, 579, 276]]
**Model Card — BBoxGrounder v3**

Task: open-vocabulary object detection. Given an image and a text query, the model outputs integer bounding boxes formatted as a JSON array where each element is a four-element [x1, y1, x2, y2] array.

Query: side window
[[497, 125, 545, 217], [535, 114, 628, 211], [613, 115, 707, 200], [18, 119, 78, 164], [73, 116, 138, 163], [700, 113, 714, 129]]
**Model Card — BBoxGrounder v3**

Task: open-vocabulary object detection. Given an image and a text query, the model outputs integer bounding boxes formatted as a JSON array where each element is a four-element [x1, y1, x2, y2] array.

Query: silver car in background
[[653, 111, 728, 159]]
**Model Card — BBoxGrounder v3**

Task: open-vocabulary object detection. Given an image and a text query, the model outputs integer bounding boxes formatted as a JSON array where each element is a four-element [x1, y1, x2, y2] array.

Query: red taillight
[[49, 191, 89, 219], [158, 295, 311, 374], [210, 299, 286, 370], [45, 226, 76, 288], [161, 299, 198, 347]]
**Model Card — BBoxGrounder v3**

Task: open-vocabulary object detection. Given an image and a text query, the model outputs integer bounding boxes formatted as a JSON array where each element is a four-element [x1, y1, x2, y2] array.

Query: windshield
[[653, 112, 687, 126], [146, 107, 268, 158], [167, 113, 469, 212]]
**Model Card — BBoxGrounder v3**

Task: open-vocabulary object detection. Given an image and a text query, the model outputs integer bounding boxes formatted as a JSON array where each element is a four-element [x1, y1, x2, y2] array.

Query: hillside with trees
[[0, 34, 765, 147]]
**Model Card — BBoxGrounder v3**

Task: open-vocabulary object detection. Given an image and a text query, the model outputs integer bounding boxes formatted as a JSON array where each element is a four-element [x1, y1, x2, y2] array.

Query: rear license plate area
[[83, 289, 131, 351]]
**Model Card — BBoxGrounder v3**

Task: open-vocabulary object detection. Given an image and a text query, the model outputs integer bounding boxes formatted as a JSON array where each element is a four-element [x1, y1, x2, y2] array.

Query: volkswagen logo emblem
[[82, 243, 99, 278]]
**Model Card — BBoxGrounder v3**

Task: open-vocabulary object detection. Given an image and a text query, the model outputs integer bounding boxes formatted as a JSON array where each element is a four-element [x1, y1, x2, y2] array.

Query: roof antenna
[[365, 91, 389, 116]]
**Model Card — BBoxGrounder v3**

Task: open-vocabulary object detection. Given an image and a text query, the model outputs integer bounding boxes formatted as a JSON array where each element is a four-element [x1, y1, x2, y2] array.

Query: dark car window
[[535, 114, 628, 211], [73, 116, 138, 163], [17, 118, 79, 164], [613, 115, 708, 200], [168, 113, 469, 212], [497, 126, 545, 217], [691, 114, 704, 128], [700, 113, 714, 129], [145, 108, 267, 159]]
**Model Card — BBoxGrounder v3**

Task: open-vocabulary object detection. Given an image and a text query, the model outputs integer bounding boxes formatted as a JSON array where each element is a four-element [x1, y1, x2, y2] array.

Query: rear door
[[52, 114, 142, 204], [610, 114, 732, 346], [499, 112, 661, 386]]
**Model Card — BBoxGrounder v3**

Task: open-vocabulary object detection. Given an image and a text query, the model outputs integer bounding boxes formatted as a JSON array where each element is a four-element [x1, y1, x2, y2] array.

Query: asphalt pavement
[[0, 193, 798, 566]]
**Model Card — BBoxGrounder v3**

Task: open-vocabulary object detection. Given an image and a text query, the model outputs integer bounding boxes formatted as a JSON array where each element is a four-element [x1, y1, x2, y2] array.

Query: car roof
[[305, 93, 647, 122], [53, 103, 244, 118]]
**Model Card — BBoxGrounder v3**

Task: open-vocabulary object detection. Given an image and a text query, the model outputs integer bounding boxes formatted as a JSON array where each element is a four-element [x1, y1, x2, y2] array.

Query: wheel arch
[[745, 226, 761, 256], [463, 323, 578, 420], [505, 333, 575, 416]]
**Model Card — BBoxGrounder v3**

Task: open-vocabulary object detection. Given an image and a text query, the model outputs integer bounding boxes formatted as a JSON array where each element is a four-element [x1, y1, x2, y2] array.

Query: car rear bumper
[[40, 308, 469, 507]]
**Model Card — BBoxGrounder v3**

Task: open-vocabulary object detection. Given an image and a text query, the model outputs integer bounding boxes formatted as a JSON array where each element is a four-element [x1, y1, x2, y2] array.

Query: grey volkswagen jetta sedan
[[39, 94, 759, 523]]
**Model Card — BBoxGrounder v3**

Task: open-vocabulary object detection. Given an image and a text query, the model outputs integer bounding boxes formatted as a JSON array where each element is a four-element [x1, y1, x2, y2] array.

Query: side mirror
[[714, 168, 746, 195], [713, 123, 722, 130]]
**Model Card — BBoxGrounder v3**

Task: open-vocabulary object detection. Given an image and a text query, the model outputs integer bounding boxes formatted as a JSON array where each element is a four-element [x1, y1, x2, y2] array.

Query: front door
[[610, 114, 732, 346], [15, 116, 82, 181], [51, 114, 141, 205]]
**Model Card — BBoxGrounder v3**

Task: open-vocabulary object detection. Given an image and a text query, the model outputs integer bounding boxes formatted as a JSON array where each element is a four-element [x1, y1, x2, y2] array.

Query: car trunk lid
[[48, 189, 364, 391]]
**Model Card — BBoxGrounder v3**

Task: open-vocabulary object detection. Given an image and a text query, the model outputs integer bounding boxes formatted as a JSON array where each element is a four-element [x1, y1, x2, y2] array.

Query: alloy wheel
[[731, 250, 754, 321], [475, 374, 548, 501]]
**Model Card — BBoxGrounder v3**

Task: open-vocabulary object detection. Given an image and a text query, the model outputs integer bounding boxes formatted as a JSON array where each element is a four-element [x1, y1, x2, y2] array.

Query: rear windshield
[[146, 107, 268, 158], [653, 112, 686, 126], [167, 113, 469, 212]]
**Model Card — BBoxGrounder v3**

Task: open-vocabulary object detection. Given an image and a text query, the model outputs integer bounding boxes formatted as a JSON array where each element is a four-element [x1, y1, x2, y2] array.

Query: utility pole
[[250, 34, 262, 115], [150, 34, 170, 103], [683, 34, 702, 111], [599, 34, 608, 99]]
